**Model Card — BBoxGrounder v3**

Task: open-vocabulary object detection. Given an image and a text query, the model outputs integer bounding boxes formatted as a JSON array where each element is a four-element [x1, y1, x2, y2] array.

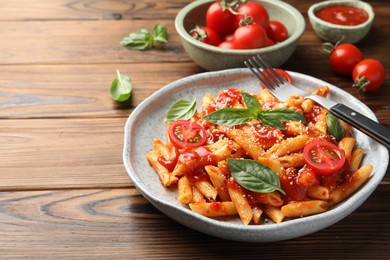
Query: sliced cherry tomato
[[303, 139, 346, 175], [352, 58, 386, 92], [206, 2, 236, 35], [266, 20, 288, 43], [190, 26, 221, 46], [232, 24, 267, 49], [235, 2, 269, 30], [329, 43, 363, 76], [168, 120, 208, 149]]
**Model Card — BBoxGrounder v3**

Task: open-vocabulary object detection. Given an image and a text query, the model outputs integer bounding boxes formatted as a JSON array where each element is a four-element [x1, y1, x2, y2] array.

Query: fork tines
[[244, 55, 286, 91]]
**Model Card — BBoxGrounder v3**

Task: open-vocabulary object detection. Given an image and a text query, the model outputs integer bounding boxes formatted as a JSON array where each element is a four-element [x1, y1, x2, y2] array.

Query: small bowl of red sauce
[[308, 0, 374, 44]]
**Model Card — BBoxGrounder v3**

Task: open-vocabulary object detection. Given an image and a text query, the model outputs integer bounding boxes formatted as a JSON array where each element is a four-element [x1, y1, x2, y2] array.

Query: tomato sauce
[[315, 5, 369, 26], [179, 146, 216, 184]]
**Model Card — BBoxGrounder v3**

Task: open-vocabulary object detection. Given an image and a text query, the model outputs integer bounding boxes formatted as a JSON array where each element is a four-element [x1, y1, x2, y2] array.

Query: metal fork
[[245, 55, 390, 149]]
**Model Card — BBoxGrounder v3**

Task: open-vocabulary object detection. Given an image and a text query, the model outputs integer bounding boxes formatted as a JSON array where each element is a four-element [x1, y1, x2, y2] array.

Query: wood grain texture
[[0, 0, 389, 257], [0, 186, 388, 258]]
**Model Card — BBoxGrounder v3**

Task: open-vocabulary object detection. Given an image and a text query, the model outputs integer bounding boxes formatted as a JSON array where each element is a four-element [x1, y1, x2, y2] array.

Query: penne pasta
[[191, 186, 205, 203], [146, 150, 178, 187], [189, 201, 238, 217], [329, 165, 373, 206], [262, 205, 284, 224], [177, 176, 192, 204], [281, 200, 329, 218], [194, 180, 218, 202], [350, 148, 365, 172], [267, 134, 309, 157], [205, 165, 230, 201], [226, 128, 265, 158], [277, 153, 305, 168], [307, 185, 329, 200], [339, 137, 356, 163], [227, 186, 254, 225]]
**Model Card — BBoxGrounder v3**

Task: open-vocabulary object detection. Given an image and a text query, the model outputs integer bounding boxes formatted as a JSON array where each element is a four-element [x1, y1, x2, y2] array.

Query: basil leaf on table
[[120, 24, 168, 50], [152, 24, 169, 44], [227, 158, 285, 194], [203, 108, 254, 126], [326, 112, 344, 141], [165, 99, 197, 122], [110, 70, 132, 102]]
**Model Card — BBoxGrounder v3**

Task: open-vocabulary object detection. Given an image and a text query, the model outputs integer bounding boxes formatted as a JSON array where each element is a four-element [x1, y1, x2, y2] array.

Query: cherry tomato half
[[168, 120, 208, 149], [329, 43, 363, 76], [303, 139, 346, 175], [266, 20, 288, 43], [352, 59, 386, 92]]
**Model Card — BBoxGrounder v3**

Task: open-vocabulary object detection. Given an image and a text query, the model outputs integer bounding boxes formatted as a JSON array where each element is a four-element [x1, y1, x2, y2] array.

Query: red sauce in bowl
[[315, 5, 369, 26]]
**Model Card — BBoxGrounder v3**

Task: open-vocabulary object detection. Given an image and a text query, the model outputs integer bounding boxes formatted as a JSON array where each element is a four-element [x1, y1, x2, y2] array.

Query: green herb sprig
[[120, 24, 168, 50], [203, 92, 306, 129]]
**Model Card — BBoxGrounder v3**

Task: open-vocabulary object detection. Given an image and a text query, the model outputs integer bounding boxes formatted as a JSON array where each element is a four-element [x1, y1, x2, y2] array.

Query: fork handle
[[330, 104, 390, 149]]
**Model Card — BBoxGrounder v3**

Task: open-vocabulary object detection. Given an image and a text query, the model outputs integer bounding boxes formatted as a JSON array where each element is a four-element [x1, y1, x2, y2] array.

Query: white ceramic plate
[[123, 68, 388, 242]]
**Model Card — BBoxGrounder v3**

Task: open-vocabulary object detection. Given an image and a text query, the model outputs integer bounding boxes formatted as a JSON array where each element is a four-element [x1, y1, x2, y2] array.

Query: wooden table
[[0, 0, 389, 258]]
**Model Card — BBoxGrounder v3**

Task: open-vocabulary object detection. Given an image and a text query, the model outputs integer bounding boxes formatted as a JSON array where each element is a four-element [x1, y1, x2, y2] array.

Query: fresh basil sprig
[[165, 99, 197, 122], [120, 24, 168, 50], [110, 70, 132, 102], [326, 112, 344, 141], [227, 158, 285, 194], [203, 92, 306, 129]]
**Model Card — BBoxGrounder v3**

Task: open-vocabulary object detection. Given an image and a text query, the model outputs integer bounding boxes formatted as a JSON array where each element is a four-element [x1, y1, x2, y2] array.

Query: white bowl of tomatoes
[[175, 0, 305, 71]]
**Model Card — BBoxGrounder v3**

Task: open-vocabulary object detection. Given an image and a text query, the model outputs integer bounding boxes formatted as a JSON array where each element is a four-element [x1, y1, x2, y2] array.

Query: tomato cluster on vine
[[190, 1, 288, 50]]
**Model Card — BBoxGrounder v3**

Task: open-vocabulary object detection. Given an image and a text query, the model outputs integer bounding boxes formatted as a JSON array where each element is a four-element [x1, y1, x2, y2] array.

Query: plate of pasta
[[123, 68, 388, 242]]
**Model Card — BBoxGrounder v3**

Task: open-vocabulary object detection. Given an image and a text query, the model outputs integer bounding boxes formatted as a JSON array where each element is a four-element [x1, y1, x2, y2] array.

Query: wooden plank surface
[[0, 0, 389, 258], [0, 185, 388, 258]]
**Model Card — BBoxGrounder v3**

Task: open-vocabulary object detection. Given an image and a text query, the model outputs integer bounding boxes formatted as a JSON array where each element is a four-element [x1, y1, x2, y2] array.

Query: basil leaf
[[203, 108, 254, 126], [258, 108, 306, 129], [165, 99, 197, 122], [241, 92, 261, 117], [120, 29, 153, 50], [227, 158, 285, 194], [110, 70, 132, 102], [260, 116, 285, 129], [326, 112, 344, 141], [120, 24, 168, 50], [152, 24, 168, 44]]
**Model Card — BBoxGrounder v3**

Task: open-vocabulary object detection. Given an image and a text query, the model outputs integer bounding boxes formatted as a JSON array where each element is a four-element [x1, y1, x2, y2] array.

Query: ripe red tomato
[[266, 20, 288, 43], [190, 26, 221, 46], [206, 2, 236, 35], [235, 2, 269, 30], [303, 139, 346, 175], [259, 68, 293, 89], [168, 120, 208, 149], [352, 59, 386, 91], [274, 68, 293, 83], [232, 24, 267, 49], [329, 43, 363, 76], [218, 40, 235, 49]]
